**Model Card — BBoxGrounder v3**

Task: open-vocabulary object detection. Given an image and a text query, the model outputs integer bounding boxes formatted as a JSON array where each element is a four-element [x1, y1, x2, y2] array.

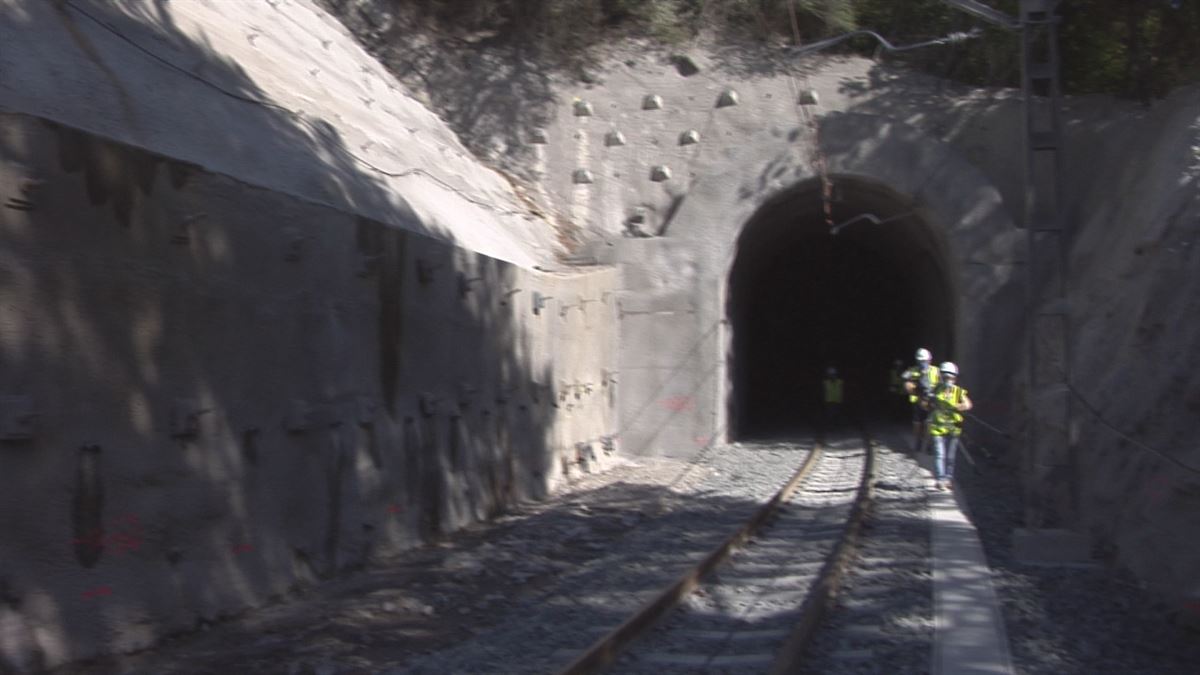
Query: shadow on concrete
[[42, 453, 872, 673], [1, 2, 560, 670]]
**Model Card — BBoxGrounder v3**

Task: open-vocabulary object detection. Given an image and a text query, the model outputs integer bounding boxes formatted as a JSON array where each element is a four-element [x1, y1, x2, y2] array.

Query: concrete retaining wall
[[0, 113, 617, 670], [1, 3, 621, 667]]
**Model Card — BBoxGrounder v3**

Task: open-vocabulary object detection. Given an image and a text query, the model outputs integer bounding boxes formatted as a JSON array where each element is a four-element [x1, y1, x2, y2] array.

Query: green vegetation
[[401, 0, 1199, 99]]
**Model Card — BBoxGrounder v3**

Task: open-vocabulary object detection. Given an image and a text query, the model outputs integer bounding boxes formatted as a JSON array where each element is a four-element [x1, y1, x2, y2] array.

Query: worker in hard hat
[[823, 366, 843, 433], [903, 348, 939, 453], [928, 361, 972, 491]]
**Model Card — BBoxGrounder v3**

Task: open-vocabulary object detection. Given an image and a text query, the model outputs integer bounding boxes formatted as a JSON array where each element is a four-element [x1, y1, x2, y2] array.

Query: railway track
[[559, 432, 876, 674], [43, 433, 882, 674]]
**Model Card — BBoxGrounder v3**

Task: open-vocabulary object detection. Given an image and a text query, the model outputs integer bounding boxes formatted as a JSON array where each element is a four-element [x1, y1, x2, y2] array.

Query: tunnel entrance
[[728, 176, 955, 439]]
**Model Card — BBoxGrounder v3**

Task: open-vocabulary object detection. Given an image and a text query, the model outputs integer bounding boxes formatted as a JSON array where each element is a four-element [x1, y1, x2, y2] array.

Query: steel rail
[[770, 434, 878, 673], [556, 442, 825, 675]]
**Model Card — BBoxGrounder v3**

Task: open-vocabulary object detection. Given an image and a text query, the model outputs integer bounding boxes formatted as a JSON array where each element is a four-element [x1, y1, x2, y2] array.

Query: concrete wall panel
[[0, 113, 617, 669]]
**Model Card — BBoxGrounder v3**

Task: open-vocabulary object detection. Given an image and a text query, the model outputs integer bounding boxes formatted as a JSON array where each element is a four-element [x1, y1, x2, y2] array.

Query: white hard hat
[[939, 361, 959, 377], [915, 348, 932, 362]]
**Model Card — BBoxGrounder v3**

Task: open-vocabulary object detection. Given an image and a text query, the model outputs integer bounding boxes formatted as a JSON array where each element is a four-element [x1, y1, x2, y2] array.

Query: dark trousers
[[824, 402, 841, 431]]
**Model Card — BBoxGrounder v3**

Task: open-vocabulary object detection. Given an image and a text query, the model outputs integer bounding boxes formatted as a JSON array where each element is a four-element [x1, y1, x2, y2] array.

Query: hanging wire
[[963, 390, 1200, 476], [1067, 384, 1200, 474], [782, 1, 835, 230], [784, 27, 984, 58], [964, 411, 1013, 438], [770, 6, 1197, 480], [773, 7, 986, 232]]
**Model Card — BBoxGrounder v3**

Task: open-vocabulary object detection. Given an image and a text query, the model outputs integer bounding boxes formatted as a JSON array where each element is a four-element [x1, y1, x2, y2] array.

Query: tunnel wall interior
[[729, 177, 954, 439], [0, 114, 619, 669]]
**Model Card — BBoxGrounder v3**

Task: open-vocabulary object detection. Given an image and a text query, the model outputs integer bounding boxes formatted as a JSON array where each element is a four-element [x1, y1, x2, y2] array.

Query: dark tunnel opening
[[728, 176, 955, 439]]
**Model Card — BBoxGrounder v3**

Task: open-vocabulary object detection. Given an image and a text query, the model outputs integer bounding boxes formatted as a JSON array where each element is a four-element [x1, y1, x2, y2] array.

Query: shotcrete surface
[[0, 0, 560, 267]]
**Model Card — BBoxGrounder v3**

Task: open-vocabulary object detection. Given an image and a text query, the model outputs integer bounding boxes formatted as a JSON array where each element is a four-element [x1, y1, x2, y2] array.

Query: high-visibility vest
[[929, 384, 968, 436], [903, 365, 939, 404], [824, 377, 843, 404]]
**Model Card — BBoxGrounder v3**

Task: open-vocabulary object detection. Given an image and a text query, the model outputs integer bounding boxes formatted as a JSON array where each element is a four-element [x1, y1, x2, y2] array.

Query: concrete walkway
[[930, 489, 1015, 674]]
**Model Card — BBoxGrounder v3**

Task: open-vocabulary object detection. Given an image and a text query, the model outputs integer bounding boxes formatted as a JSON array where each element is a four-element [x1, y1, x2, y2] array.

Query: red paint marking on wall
[[1146, 474, 1172, 506], [231, 543, 254, 555], [72, 528, 105, 550], [72, 514, 145, 555], [661, 396, 694, 412], [1184, 600, 1200, 614], [694, 436, 710, 446], [110, 532, 142, 554], [81, 586, 113, 600], [386, 504, 403, 514]]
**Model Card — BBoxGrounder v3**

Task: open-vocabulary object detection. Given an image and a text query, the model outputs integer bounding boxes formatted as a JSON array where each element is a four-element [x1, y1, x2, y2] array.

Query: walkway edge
[[931, 489, 1015, 674]]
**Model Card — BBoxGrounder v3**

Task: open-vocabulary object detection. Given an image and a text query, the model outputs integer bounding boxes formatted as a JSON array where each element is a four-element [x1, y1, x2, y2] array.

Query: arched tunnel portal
[[729, 175, 957, 439]]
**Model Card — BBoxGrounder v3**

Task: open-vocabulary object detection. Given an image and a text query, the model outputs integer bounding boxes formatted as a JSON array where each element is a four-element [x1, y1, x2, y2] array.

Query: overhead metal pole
[[940, 0, 1072, 528], [1017, 0, 1072, 528]]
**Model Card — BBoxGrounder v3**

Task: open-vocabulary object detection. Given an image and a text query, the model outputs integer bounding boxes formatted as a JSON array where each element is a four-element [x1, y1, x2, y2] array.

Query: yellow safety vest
[[903, 365, 939, 404], [929, 384, 967, 436], [824, 378, 843, 404]]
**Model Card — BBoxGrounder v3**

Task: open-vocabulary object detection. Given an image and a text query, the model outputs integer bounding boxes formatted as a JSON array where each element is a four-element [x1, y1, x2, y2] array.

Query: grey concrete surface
[[0, 0, 560, 268], [932, 490, 1014, 675], [0, 111, 620, 670], [0, 2, 620, 669], [533, 61, 1025, 456]]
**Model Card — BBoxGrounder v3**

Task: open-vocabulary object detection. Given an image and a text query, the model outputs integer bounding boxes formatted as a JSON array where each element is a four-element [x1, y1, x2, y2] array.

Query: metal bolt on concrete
[[716, 89, 740, 107], [605, 131, 628, 147]]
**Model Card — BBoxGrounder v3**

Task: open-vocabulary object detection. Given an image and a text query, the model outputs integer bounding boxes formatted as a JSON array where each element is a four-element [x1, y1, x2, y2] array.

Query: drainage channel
[[558, 432, 875, 674]]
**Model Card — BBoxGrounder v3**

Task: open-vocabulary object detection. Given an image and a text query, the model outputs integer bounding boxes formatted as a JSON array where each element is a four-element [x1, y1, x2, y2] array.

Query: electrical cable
[[963, 411, 1012, 438], [783, 27, 984, 58], [779, 2, 834, 231], [962, 388, 1200, 476], [1067, 383, 1200, 474]]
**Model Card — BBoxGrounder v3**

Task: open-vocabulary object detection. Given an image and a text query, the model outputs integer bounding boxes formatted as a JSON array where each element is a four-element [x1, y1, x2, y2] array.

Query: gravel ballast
[[957, 441, 1200, 675], [801, 434, 935, 674], [47, 427, 1199, 673]]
